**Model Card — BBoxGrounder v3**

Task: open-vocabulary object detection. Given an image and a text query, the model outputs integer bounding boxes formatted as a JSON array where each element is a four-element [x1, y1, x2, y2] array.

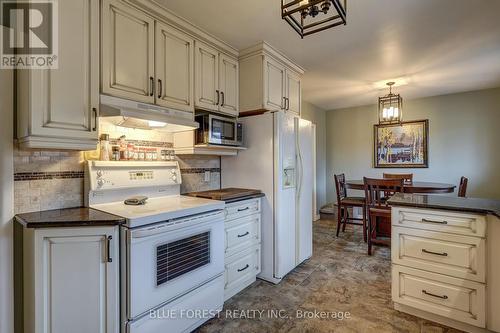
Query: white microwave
[[195, 114, 243, 146]]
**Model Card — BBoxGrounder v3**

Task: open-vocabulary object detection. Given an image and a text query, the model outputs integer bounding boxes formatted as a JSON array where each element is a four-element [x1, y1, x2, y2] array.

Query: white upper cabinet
[[286, 69, 302, 115], [16, 0, 100, 150], [239, 42, 304, 117], [101, 0, 155, 104], [195, 42, 219, 112], [155, 23, 194, 112], [195, 42, 239, 116], [219, 54, 239, 116], [264, 57, 286, 112], [101, 0, 238, 117]]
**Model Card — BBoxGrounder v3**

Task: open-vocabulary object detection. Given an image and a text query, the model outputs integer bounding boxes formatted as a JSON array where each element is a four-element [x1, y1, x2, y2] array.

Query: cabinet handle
[[286, 97, 290, 110], [92, 107, 97, 131], [237, 231, 250, 238], [422, 249, 448, 257], [220, 91, 225, 107], [158, 79, 162, 99], [421, 249, 448, 256], [216, 90, 220, 105], [149, 77, 154, 96], [422, 290, 448, 300], [421, 218, 448, 225], [237, 264, 249, 272], [282, 97, 286, 110], [237, 207, 250, 212], [106, 235, 113, 263]]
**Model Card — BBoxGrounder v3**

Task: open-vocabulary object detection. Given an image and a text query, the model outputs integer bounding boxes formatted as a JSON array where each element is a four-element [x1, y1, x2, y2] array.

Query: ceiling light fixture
[[281, 0, 347, 38], [378, 82, 403, 125]]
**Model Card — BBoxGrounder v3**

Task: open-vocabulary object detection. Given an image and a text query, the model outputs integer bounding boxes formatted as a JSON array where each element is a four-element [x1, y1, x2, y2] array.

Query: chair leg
[[342, 208, 348, 232], [336, 204, 342, 237], [362, 205, 367, 243], [367, 213, 372, 255]]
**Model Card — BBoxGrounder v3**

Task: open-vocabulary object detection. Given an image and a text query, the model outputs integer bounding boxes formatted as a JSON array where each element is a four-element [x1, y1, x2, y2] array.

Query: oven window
[[156, 232, 211, 286], [211, 118, 235, 140]]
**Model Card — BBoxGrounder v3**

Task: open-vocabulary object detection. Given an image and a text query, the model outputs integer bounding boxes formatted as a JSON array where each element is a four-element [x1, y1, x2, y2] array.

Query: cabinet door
[[286, 69, 301, 116], [102, 0, 155, 103], [27, 0, 99, 141], [195, 42, 219, 111], [263, 57, 286, 112], [33, 227, 119, 333], [155, 23, 194, 112], [218, 54, 239, 116]]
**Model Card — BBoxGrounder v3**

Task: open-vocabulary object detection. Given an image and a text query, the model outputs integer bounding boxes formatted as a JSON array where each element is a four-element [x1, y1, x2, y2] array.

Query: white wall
[[325, 87, 500, 202], [301, 101, 327, 211], [0, 69, 14, 332]]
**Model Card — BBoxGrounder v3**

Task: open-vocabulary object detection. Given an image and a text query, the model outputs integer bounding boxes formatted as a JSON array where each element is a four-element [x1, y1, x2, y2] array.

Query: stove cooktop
[[90, 195, 225, 228]]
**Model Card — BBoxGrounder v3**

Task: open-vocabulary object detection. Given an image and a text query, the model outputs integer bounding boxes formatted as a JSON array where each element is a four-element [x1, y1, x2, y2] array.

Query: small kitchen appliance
[[195, 113, 243, 146]]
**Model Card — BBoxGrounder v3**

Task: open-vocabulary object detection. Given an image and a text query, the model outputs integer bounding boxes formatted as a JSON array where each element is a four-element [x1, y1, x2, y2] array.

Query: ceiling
[[157, 0, 500, 110]]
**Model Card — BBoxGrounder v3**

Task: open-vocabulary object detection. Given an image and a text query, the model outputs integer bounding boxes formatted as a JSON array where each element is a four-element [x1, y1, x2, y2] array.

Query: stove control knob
[[97, 179, 105, 187], [97, 170, 103, 177], [171, 175, 178, 183]]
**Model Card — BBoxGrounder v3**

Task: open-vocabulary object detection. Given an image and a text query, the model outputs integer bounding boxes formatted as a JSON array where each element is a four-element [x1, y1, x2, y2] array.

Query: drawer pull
[[421, 218, 448, 225], [237, 207, 250, 212], [237, 264, 249, 272], [237, 231, 250, 238], [422, 290, 448, 300], [421, 249, 448, 256]]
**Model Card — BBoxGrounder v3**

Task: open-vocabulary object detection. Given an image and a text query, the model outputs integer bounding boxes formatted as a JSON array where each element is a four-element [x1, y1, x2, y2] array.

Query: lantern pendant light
[[281, 0, 347, 38], [378, 82, 403, 125]]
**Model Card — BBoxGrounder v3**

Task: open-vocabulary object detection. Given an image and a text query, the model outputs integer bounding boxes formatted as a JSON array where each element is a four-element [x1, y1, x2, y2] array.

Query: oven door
[[208, 115, 238, 146], [126, 211, 224, 320]]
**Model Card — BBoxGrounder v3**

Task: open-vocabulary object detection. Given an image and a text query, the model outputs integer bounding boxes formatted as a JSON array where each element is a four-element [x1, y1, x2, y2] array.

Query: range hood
[[99, 95, 199, 132]]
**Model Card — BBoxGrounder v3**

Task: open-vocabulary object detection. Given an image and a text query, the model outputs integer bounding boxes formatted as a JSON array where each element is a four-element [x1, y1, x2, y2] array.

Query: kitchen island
[[388, 193, 500, 333]]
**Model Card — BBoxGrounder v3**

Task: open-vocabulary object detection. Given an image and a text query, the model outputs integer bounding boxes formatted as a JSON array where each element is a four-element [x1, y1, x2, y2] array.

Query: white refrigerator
[[221, 111, 313, 284]]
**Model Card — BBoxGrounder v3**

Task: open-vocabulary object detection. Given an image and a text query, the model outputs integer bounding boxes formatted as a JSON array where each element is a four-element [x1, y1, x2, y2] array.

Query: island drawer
[[392, 207, 486, 238], [225, 198, 261, 221], [392, 265, 486, 328], [392, 226, 485, 282]]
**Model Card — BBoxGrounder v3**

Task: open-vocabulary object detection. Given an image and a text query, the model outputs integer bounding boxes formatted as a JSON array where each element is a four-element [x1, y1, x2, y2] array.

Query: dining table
[[346, 180, 456, 194]]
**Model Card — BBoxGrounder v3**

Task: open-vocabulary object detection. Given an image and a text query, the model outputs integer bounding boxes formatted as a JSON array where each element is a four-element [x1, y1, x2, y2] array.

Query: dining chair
[[458, 176, 468, 197], [383, 173, 414, 185], [334, 174, 367, 242], [364, 177, 404, 255]]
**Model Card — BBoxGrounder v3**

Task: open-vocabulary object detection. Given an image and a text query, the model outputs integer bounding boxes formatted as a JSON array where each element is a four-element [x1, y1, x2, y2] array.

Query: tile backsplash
[[14, 120, 221, 214]]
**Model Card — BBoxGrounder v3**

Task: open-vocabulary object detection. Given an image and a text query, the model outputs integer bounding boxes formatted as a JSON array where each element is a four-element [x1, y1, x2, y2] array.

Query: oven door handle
[[130, 212, 223, 239]]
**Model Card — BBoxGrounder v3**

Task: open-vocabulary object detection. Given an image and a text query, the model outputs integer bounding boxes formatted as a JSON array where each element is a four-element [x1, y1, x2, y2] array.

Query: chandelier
[[281, 0, 347, 38], [378, 82, 403, 125]]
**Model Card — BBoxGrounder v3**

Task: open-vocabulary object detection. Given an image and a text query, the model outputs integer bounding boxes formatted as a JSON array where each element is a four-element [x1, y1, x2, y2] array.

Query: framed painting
[[374, 120, 429, 168]]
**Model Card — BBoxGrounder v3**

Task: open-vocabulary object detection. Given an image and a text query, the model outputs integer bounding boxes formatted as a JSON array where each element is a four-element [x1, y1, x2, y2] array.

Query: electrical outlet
[[204, 171, 211, 182]]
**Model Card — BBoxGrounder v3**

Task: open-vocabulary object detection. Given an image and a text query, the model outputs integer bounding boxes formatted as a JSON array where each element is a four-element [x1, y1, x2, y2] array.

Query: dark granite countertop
[[185, 188, 265, 203], [15, 207, 126, 228], [387, 193, 500, 218]]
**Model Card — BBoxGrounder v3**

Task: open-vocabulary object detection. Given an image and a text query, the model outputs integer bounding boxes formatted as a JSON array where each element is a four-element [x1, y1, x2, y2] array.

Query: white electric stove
[[85, 161, 225, 333]]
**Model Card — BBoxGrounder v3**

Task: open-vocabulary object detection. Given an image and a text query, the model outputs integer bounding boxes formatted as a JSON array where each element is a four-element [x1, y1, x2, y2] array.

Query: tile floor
[[196, 218, 462, 333]]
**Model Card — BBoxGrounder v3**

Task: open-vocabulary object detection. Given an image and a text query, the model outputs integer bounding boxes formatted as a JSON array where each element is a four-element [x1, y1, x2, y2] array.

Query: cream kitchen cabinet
[[195, 42, 239, 117], [390, 203, 500, 333], [102, 0, 195, 113], [223, 197, 262, 301], [101, 0, 155, 104], [239, 42, 304, 116], [156, 22, 195, 112], [17, 0, 100, 150], [18, 225, 119, 333]]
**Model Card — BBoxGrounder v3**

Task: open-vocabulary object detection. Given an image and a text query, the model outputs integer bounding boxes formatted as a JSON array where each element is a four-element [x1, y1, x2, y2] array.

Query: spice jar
[[127, 143, 135, 160], [152, 148, 158, 161], [138, 147, 145, 160], [112, 146, 120, 161], [119, 136, 127, 160], [99, 134, 110, 161], [145, 148, 152, 161]]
